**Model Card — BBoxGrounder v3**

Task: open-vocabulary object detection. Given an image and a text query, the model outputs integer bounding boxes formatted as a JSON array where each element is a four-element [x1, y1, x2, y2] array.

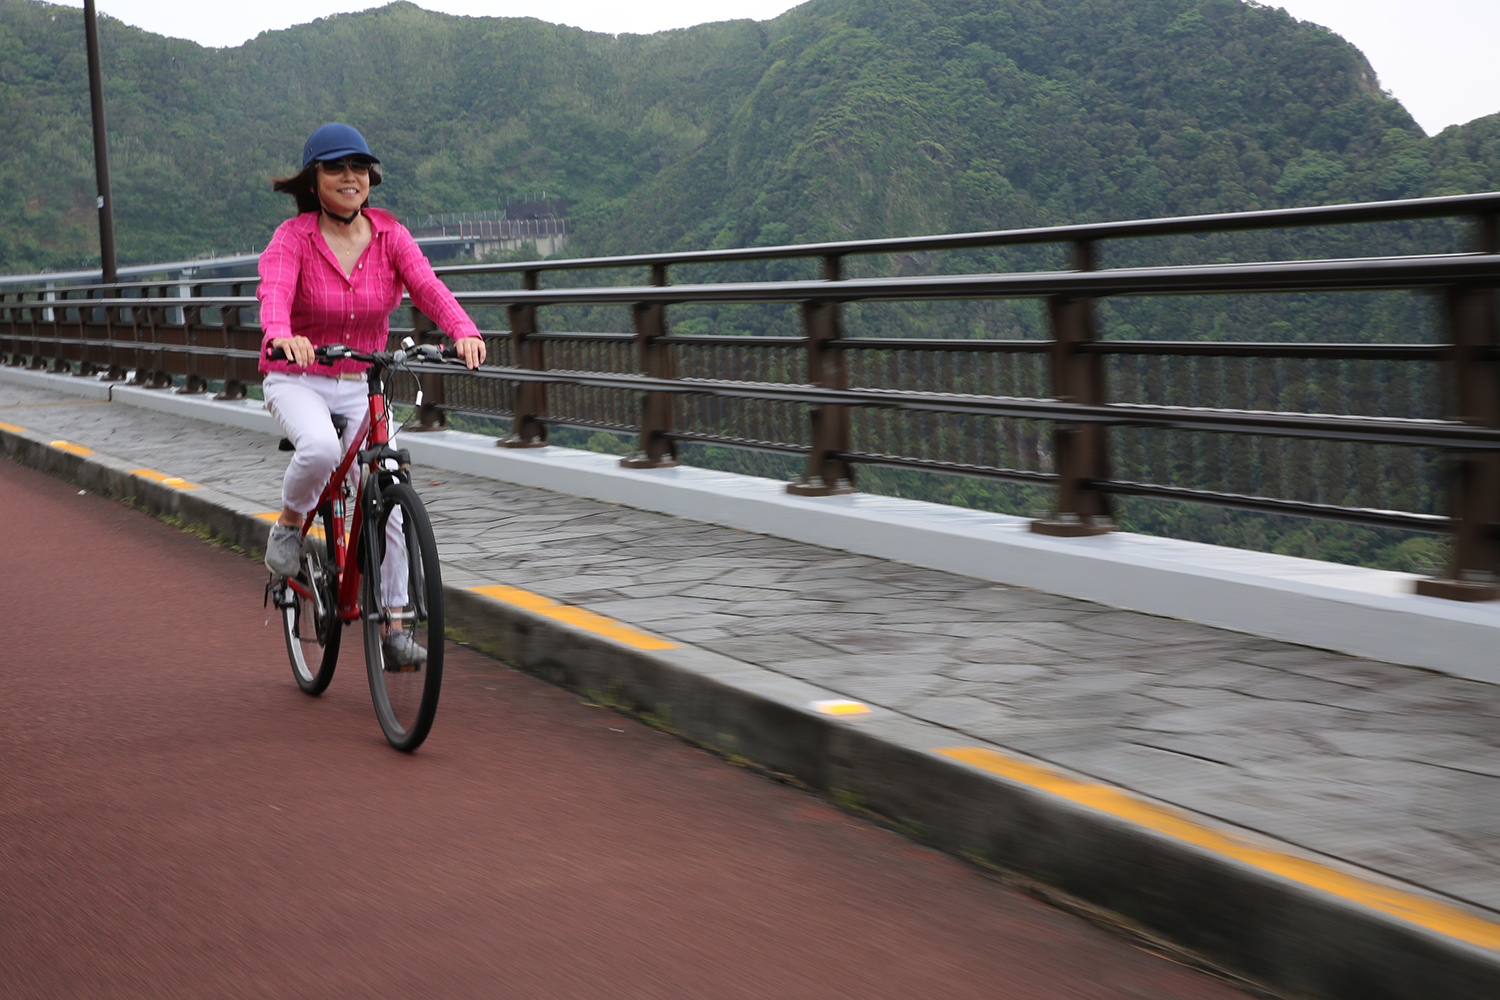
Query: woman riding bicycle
[[258, 122, 485, 666]]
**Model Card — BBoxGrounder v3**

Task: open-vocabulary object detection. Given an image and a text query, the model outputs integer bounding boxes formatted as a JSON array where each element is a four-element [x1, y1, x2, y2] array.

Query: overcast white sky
[[50, 0, 1499, 136]]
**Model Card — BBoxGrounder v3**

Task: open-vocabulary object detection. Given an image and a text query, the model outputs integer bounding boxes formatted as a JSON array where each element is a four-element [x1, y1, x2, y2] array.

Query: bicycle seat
[[278, 412, 351, 452]]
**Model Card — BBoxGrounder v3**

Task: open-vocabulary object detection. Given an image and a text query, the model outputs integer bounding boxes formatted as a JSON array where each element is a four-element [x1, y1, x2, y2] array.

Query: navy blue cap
[[301, 123, 380, 169]]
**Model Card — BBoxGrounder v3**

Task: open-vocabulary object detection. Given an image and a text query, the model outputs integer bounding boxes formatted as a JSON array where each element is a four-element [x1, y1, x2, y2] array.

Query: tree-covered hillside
[[0, 0, 766, 267], [2, 0, 1498, 273], [607, 0, 1424, 253]]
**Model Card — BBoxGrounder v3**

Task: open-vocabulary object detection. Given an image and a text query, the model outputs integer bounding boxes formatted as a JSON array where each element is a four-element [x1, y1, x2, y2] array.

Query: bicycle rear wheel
[[282, 501, 341, 695], [361, 481, 443, 751]]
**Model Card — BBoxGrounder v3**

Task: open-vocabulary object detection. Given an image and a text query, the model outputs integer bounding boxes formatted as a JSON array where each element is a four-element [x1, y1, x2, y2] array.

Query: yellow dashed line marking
[[812, 699, 872, 716], [49, 440, 94, 456], [130, 468, 201, 491], [935, 746, 1500, 952], [0, 421, 26, 433], [469, 585, 678, 651]]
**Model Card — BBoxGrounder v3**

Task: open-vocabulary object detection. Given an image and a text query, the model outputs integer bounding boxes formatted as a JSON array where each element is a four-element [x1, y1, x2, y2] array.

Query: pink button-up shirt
[[257, 207, 479, 377]]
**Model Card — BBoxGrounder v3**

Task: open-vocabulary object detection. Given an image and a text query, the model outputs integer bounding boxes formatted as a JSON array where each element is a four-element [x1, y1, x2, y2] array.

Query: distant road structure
[[409, 200, 572, 260], [0, 251, 264, 290], [0, 206, 570, 291]]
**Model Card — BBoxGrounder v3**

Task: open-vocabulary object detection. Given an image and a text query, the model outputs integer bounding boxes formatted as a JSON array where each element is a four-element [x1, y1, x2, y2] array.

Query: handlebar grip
[[266, 345, 341, 364]]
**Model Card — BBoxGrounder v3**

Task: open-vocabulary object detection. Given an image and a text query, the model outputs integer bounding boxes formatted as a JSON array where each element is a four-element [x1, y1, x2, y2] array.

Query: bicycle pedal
[[270, 581, 298, 609]]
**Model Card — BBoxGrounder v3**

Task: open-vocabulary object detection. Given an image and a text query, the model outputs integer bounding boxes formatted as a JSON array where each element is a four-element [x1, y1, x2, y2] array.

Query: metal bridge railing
[[3, 192, 1499, 600]]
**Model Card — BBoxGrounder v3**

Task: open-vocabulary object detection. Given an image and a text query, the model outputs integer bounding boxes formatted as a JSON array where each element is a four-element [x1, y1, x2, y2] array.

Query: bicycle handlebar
[[265, 341, 462, 365]]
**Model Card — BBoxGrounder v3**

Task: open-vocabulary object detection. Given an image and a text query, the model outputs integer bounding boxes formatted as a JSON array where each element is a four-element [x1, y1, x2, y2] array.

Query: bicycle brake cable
[[393, 354, 425, 436]]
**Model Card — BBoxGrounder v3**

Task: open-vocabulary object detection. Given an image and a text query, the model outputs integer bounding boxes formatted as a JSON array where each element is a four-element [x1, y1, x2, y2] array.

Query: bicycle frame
[[279, 375, 396, 626]]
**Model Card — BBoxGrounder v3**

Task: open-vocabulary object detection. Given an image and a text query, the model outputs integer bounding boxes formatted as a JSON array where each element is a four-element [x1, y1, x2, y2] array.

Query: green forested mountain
[[2, 0, 1498, 272], [600, 0, 1497, 255]]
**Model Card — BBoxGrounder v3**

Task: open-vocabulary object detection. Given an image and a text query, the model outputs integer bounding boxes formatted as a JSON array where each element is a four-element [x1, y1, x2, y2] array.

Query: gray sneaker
[[383, 630, 427, 670], [264, 522, 304, 576]]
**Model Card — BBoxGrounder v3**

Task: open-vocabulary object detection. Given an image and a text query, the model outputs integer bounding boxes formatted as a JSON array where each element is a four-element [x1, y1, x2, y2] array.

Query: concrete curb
[[4, 364, 1499, 684], [5, 421, 1500, 1000]]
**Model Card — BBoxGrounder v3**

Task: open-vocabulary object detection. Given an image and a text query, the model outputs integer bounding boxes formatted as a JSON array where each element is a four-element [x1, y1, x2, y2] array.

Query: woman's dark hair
[[272, 163, 373, 215]]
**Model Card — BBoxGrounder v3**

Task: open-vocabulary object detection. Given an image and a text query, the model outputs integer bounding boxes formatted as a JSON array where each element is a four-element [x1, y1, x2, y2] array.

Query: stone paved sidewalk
[[7, 378, 1500, 917]]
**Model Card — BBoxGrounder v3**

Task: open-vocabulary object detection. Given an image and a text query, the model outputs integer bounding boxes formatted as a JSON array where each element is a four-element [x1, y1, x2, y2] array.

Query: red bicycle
[[265, 338, 461, 751]]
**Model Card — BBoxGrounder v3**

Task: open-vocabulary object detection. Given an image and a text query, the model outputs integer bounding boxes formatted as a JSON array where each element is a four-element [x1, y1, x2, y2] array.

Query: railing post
[[47, 285, 72, 373], [788, 254, 856, 496], [23, 291, 44, 366], [0, 293, 11, 364], [27, 291, 50, 370], [179, 284, 210, 394], [134, 286, 172, 389], [406, 306, 448, 432], [622, 263, 677, 468], [1032, 240, 1114, 536], [16, 292, 31, 366], [500, 269, 548, 448], [1416, 213, 1500, 600], [95, 286, 126, 382], [214, 283, 248, 400], [126, 287, 150, 385], [0, 292, 23, 366], [72, 284, 101, 377], [45, 290, 80, 371]]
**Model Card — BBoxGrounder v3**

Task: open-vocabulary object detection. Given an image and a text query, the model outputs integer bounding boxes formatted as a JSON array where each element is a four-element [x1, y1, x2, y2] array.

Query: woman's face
[[315, 158, 371, 216]]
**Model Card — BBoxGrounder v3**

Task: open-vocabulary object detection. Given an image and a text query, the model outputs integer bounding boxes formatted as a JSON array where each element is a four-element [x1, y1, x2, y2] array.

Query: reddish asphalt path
[[0, 456, 1251, 999]]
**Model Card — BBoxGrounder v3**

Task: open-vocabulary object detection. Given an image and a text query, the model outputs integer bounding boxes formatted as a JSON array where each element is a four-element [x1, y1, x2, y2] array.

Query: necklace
[[321, 219, 368, 258]]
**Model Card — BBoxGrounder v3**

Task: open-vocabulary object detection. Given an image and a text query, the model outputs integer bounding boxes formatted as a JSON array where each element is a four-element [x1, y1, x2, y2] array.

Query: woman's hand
[[269, 336, 316, 367], [453, 336, 487, 369]]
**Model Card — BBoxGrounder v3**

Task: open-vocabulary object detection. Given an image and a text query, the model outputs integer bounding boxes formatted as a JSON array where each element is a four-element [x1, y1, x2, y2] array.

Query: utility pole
[[83, 0, 118, 284]]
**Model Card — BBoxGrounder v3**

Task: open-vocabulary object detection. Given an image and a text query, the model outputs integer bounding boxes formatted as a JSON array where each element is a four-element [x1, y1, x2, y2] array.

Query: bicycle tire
[[361, 481, 444, 751], [282, 500, 341, 695]]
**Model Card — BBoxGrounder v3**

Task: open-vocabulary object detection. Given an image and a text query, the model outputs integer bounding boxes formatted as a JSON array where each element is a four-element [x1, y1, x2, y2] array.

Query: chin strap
[[320, 205, 361, 226]]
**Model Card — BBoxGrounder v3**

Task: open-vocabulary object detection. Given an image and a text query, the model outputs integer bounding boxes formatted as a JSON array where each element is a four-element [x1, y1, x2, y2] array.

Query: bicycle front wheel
[[361, 481, 444, 751], [283, 500, 341, 695]]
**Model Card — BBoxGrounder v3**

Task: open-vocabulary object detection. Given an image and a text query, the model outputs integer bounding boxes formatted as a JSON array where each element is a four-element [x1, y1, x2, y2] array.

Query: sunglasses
[[316, 157, 372, 174]]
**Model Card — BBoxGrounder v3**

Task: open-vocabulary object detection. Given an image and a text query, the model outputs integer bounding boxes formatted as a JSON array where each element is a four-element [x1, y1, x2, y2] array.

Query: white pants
[[263, 373, 408, 607]]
